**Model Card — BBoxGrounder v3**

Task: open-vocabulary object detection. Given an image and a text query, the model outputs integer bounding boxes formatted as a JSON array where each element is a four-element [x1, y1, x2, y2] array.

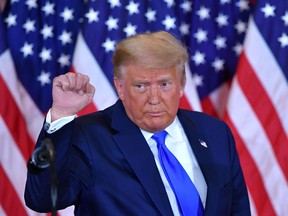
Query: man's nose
[[148, 85, 160, 104]]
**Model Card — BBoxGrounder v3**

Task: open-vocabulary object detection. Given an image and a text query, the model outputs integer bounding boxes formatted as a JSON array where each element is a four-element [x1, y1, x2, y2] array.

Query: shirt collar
[[140, 117, 183, 142]]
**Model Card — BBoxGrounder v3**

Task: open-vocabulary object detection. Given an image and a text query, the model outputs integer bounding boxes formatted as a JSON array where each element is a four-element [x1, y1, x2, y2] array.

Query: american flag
[[0, 0, 287, 216], [224, 1, 288, 215]]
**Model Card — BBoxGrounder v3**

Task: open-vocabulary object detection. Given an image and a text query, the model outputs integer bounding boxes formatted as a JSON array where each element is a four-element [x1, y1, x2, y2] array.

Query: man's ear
[[114, 78, 124, 100], [180, 87, 184, 98]]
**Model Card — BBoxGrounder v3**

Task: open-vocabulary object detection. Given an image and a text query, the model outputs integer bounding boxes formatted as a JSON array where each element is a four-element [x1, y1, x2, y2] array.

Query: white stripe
[[227, 79, 288, 215], [248, 190, 258, 216], [58, 206, 75, 216], [0, 50, 43, 142], [244, 18, 288, 135], [184, 64, 202, 111], [72, 33, 118, 110], [209, 81, 230, 117], [0, 117, 46, 216], [0, 205, 7, 216]]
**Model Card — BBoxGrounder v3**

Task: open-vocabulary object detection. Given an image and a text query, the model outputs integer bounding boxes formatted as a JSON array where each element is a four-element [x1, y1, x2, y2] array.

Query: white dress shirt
[[46, 110, 207, 215], [140, 117, 207, 216]]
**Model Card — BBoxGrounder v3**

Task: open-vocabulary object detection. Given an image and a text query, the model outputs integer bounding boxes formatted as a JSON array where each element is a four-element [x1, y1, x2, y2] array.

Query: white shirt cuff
[[45, 109, 76, 134]]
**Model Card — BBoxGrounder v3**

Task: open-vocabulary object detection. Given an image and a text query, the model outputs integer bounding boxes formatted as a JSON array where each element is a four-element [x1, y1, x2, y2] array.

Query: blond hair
[[112, 31, 188, 86]]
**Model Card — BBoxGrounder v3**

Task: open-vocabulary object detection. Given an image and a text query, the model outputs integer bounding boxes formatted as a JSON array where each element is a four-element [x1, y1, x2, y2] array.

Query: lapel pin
[[199, 139, 208, 148]]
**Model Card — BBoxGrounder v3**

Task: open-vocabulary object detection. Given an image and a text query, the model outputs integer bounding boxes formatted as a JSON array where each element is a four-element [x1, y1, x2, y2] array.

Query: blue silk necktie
[[152, 131, 203, 216]]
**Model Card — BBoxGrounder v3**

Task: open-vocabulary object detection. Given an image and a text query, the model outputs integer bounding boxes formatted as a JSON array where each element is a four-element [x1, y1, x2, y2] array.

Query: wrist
[[51, 107, 76, 122]]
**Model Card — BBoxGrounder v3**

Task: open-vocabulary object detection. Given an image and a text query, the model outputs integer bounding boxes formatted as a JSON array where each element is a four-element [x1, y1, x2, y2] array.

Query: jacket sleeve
[[226, 124, 251, 215], [24, 120, 93, 212]]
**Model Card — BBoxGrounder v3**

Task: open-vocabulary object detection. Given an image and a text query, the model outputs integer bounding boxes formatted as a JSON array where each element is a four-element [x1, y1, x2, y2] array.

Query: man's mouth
[[147, 111, 165, 117]]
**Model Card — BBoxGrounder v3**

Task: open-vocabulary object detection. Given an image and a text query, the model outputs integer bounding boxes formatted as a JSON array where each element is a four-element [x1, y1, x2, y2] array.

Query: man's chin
[[145, 120, 172, 132]]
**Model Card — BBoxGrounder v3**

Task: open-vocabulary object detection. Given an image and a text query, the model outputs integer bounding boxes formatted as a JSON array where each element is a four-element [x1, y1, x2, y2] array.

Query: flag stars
[[108, 0, 121, 9], [60, 7, 74, 22], [102, 38, 116, 53], [192, 51, 205, 65], [212, 58, 225, 72], [236, 0, 250, 12], [278, 33, 288, 48], [197, 7, 210, 20], [39, 47, 52, 63], [26, 0, 37, 10], [220, 0, 231, 4], [37, 71, 51, 86], [123, 23, 137, 37], [126, 1, 140, 15], [58, 54, 70, 67], [164, 0, 175, 8], [216, 13, 228, 27], [261, 3, 275, 18], [145, 8, 156, 22], [41, 24, 53, 39], [42, 2, 55, 16], [162, 15, 176, 30], [20, 42, 33, 57], [23, 19, 35, 33], [58, 30, 72, 45], [180, 1, 192, 13], [214, 35, 227, 49], [194, 29, 208, 43], [281, 12, 288, 26], [105, 16, 119, 30], [179, 23, 190, 35], [85, 8, 99, 23], [234, 20, 246, 34], [233, 43, 243, 56], [193, 73, 204, 87], [5, 13, 17, 27]]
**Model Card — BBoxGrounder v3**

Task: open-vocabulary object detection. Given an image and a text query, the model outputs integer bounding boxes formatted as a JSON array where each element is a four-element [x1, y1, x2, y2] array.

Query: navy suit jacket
[[25, 100, 251, 215]]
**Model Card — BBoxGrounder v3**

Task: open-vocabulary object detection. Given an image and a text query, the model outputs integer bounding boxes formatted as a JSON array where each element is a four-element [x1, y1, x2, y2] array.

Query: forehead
[[124, 64, 179, 79]]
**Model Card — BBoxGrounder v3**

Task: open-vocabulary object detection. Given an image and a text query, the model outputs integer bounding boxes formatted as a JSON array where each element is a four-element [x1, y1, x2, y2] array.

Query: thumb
[[85, 83, 95, 100]]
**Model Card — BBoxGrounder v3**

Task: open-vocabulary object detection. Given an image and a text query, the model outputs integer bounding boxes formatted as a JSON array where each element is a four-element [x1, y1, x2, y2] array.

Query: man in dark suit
[[25, 31, 251, 215]]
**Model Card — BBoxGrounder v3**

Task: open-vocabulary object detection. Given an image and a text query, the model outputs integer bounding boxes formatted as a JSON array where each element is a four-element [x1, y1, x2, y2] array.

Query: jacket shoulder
[[178, 109, 225, 126]]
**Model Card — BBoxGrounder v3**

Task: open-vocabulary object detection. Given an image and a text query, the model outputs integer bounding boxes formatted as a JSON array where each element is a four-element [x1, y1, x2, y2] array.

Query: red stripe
[[0, 75, 35, 161], [77, 102, 98, 116], [0, 165, 28, 216], [224, 114, 276, 216], [237, 53, 288, 180], [200, 96, 219, 118], [179, 94, 192, 110]]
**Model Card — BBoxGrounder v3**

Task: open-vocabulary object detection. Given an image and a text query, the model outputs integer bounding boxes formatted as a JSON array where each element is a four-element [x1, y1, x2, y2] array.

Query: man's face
[[114, 64, 184, 133]]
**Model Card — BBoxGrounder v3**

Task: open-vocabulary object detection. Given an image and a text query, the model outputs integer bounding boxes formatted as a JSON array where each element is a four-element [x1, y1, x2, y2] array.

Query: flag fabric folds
[[224, 1, 288, 215], [0, 0, 287, 216]]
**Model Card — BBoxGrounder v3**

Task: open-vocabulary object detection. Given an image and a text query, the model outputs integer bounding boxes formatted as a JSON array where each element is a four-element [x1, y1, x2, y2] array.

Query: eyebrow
[[132, 75, 173, 83]]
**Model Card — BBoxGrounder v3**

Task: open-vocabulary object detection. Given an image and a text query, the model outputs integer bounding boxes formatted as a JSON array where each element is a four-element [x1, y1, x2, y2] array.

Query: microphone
[[28, 138, 55, 173], [27, 138, 58, 215]]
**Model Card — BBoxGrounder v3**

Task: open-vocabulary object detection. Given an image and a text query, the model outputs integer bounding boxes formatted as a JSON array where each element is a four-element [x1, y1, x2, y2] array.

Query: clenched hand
[[51, 72, 95, 121]]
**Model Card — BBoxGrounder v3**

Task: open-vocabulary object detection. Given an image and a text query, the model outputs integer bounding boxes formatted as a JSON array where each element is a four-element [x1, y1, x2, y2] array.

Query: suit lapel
[[110, 101, 221, 215], [177, 110, 219, 214], [110, 101, 174, 216]]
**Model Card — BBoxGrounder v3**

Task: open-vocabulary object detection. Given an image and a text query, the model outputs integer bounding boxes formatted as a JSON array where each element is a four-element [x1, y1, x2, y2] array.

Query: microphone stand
[[28, 138, 58, 216], [45, 138, 57, 216]]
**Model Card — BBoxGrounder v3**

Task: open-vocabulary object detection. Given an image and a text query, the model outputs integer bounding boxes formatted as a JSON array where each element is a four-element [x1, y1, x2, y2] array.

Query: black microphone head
[[32, 146, 50, 168], [27, 138, 54, 174]]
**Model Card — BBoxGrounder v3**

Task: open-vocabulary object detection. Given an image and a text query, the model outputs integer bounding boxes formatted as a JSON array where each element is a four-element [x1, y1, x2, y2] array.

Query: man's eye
[[134, 84, 146, 92], [135, 84, 144, 89], [160, 82, 169, 87]]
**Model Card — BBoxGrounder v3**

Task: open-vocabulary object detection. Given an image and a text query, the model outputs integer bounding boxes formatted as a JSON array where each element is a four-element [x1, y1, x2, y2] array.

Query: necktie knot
[[152, 131, 168, 147]]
